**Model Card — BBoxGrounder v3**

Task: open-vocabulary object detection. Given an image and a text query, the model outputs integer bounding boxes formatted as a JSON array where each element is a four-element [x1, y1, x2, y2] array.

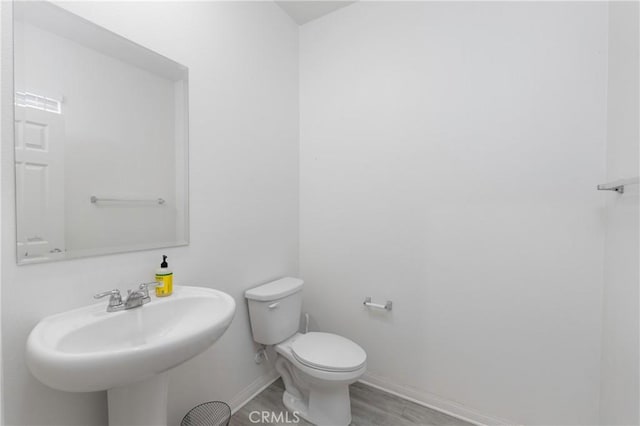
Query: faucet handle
[[139, 281, 162, 290], [94, 289, 121, 300], [94, 289, 123, 312], [139, 281, 162, 302]]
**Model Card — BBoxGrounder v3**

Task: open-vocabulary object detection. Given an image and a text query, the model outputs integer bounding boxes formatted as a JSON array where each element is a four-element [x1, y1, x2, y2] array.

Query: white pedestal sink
[[26, 286, 236, 426]]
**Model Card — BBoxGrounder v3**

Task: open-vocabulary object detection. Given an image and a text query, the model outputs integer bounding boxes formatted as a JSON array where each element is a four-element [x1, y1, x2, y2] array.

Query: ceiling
[[275, 1, 356, 25]]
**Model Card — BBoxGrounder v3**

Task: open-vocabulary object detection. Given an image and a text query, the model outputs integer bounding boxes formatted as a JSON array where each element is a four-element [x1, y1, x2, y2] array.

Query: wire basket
[[181, 401, 231, 426]]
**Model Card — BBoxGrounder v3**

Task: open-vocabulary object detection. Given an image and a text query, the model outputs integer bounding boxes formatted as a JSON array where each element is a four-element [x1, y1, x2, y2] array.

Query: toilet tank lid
[[245, 277, 304, 301]]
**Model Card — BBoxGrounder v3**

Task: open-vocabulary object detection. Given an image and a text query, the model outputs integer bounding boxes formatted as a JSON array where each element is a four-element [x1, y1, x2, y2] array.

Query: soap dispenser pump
[[155, 255, 173, 297]]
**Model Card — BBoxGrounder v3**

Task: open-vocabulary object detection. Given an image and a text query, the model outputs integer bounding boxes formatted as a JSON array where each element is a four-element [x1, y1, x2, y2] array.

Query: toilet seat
[[291, 332, 366, 372]]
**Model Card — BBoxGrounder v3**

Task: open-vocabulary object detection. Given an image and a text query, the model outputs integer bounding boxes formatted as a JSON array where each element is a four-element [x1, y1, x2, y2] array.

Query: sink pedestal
[[107, 372, 169, 426]]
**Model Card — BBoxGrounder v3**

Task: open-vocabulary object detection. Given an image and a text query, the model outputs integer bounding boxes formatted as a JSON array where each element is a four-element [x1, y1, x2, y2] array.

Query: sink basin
[[26, 285, 236, 426], [27, 285, 235, 392]]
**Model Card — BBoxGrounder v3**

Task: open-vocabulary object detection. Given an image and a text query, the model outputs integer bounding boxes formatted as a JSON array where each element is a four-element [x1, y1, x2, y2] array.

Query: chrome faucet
[[94, 282, 161, 312], [124, 289, 146, 309]]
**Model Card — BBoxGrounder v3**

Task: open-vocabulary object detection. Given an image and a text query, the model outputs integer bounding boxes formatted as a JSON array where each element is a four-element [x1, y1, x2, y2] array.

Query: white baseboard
[[229, 369, 280, 415], [359, 372, 514, 426]]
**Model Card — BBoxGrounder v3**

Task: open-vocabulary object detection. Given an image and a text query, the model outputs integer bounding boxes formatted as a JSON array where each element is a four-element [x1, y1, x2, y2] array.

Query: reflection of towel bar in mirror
[[90, 196, 166, 205]]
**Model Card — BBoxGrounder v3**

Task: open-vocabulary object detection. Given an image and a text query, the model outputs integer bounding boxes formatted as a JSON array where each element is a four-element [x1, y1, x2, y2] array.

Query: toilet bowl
[[245, 278, 367, 426]]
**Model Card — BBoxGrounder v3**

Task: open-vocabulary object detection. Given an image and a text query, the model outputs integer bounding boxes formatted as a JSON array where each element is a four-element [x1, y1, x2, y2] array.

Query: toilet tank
[[245, 277, 303, 345]]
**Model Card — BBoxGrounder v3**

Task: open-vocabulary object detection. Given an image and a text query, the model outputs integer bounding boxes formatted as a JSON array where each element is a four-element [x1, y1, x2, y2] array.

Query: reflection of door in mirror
[[15, 105, 65, 263]]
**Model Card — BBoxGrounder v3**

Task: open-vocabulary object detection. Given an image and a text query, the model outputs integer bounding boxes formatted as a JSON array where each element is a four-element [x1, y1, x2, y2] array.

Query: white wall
[[599, 2, 640, 424], [299, 3, 608, 424], [1, 2, 298, 425]]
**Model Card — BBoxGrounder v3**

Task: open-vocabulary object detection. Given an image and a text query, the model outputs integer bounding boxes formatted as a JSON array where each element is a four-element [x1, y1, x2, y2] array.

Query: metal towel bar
[[90, 196, 165, 205]]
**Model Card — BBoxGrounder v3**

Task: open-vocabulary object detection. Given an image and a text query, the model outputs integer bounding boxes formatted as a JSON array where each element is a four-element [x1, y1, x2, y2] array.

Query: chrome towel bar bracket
[[364, 297, 392, 311], [597, 177, 639, 194]]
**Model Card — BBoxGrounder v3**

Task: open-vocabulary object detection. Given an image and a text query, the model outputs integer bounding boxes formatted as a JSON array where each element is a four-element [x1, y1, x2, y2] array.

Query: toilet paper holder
[[363, 297, 392, 311]]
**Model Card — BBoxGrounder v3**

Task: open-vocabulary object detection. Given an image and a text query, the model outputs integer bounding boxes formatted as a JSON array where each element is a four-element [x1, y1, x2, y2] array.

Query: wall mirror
[[13, 1, 189, 265]]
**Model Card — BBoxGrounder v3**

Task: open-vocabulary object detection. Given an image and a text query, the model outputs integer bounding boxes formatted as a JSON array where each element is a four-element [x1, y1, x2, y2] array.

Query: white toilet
[[245, 277, 367, 426]]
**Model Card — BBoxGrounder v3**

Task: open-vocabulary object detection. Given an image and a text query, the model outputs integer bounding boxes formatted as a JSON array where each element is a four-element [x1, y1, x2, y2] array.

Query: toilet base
[[282, 391, 309, 422], [282, 386, 352, 426], [273, 334, 365, 426]]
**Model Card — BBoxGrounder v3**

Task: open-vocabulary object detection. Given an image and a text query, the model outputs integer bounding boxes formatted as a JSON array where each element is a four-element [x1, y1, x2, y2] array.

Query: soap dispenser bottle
[[155, 255, 173, 297]]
